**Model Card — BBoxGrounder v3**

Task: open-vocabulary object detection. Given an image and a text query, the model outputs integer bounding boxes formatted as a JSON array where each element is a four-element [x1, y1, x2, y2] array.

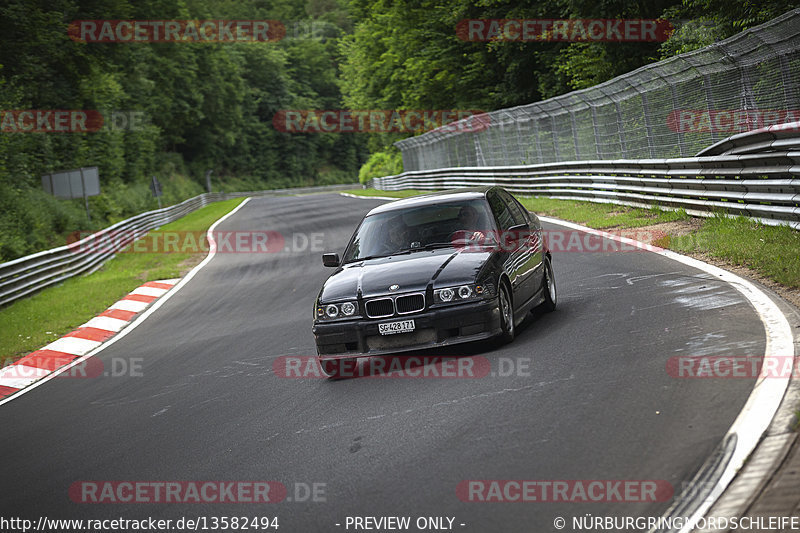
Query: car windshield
[[342, 199, 496, 263]]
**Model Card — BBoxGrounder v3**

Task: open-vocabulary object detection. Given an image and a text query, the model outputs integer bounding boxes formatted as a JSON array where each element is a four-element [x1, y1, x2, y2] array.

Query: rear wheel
[[538, 255, 557, 312], [496, 282, 515, 344]]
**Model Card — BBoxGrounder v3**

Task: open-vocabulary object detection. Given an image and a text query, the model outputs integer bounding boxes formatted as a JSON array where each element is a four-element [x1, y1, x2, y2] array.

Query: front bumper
[[313, 297, 502, 359]]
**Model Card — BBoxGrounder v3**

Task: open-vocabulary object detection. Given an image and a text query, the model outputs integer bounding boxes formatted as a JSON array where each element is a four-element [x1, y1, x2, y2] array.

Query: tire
[[318, 357, 355, 379], [496, 281, 515, 345], [538, 255, 557, 313]]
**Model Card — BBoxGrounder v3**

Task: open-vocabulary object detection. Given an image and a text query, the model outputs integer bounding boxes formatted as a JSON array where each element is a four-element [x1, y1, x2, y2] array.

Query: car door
[[487, 189, 531, 311], [498, 189, 541, 306], [501, 190, 544, 300]]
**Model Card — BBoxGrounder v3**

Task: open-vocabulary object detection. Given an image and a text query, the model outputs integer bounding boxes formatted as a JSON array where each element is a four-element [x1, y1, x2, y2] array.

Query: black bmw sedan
[[312, 186, 556, 377]]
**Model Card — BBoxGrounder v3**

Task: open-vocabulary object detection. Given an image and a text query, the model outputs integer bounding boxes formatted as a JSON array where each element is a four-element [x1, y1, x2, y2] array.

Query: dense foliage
[[0, 0, 796, 260], [343, 0, 797, 181]]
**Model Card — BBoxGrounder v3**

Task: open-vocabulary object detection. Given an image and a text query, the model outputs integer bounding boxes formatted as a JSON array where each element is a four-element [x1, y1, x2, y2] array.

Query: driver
[[454, 205, 486, 242]]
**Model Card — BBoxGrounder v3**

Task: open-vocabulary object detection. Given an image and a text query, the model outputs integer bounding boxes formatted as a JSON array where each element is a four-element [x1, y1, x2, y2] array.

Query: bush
[[358, 150, 403, 184]]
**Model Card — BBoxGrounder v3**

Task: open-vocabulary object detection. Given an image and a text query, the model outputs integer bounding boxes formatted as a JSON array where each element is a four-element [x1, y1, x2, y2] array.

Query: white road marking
[[81, 316, 128, 333], [339, 192, 400, 201], [0, 365, 51, 388], [130, 286, 170, 297], [109, 299, 149, 313], [44, 337, 102, 356]]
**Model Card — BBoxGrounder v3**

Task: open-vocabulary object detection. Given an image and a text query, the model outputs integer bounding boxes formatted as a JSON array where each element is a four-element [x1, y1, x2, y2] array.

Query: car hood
[[319, 249, 491, 302]]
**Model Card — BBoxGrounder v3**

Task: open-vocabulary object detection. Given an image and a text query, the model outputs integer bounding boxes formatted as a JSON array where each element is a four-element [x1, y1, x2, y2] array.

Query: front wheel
[[538, 255, 557, 312], [496, 282, 515, 345]]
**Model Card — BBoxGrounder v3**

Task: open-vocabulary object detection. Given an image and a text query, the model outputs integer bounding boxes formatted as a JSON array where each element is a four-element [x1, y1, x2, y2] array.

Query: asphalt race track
[[0, 193, 765, 532]]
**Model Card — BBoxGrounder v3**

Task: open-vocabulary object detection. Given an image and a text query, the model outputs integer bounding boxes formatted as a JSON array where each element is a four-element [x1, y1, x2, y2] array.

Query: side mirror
[[507, 223, 531, 241], [322, 253, 340, 267], [498, 224, 531, 252]]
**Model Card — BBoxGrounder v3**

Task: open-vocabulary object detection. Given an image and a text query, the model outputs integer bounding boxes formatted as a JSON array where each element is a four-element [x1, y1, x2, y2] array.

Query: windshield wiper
[[420, 242, 455, 250], [347, 249, 414, 263], [393, 242, 455, 253], [343, 254, 385, 263]]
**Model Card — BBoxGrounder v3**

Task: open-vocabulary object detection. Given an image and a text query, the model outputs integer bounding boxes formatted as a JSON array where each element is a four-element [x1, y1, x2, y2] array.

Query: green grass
[[0, 198, 244, 364], [517, 197, 690, 228], [667, 214, 800, 289], [343, 187, 800, 290]]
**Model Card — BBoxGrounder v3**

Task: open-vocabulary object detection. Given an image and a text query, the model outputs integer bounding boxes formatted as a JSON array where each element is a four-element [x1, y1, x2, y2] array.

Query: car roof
[[366, 186, 494, 216]]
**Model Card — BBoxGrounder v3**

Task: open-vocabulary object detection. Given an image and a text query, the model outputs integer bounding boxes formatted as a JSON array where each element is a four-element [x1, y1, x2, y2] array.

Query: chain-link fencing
[[396, 9, 800, 171]]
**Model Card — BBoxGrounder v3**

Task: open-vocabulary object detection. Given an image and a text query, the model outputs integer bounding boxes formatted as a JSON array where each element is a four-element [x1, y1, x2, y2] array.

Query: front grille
[[365, 292, 426, 318], [366, 298, 394, 318], [395, 293, 425, 314]]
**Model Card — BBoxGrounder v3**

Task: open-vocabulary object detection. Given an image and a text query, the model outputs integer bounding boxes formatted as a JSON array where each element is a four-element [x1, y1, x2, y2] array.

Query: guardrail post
[[614, 100, 628, 158], [570, 109, 581, 160], [669, 83, 688, 156], [550, 115, 561, 161], [79, 168, 91, 223], [533, 115, 544, 164], [640, 91, 656, 159]]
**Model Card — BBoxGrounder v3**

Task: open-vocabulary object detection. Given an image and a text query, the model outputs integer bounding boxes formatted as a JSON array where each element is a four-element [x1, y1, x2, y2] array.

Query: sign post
[[150, 175, 163, 209], [79, 168, 91, 222]]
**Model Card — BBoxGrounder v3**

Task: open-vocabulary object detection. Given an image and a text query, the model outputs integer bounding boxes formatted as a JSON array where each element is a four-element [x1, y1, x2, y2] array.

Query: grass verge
[[517, 197, 690, 228], [666, 215, 800, 289], [344, 188, 800, 293], [0, 198, 245, 363]]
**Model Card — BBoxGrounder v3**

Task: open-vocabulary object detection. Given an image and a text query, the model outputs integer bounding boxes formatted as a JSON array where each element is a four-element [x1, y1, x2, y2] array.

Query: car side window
[[500, 190, 529, 226], [487, 190, 515, 231]]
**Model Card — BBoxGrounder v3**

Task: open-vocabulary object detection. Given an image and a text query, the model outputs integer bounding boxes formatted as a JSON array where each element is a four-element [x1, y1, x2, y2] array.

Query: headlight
[[434, 284, 489, 304], [316, 301, 359, 320]]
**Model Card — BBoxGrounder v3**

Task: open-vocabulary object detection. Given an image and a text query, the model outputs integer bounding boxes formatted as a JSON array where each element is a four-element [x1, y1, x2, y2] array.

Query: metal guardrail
[[698, 121, 800, 156], [0, 183, 358, 308], [370, 123, 800, 229]]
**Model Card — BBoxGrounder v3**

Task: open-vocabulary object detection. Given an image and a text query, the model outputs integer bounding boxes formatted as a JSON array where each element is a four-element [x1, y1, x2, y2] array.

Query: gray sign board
[[42, 167, 100, 199]]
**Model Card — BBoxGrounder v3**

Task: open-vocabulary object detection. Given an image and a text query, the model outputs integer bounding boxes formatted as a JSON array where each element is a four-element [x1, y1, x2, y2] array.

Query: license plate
[[378, 319, 415, 335]]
